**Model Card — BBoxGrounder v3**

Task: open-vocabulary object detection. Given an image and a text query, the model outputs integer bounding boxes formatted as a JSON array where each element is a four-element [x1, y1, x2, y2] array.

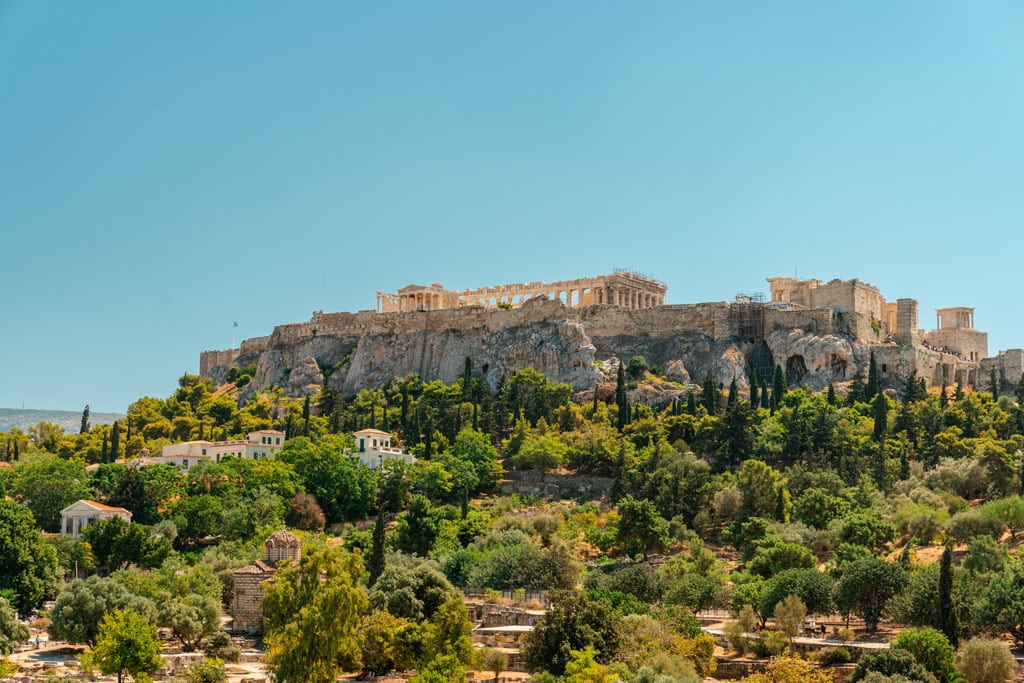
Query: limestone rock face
[[211, 298, 874, 405], [333, 318, 602, 395], [765, 329, 857, 390], [286, 356, 324, 396], [710, 346, 749, 390], [663, 360, 691, 385]]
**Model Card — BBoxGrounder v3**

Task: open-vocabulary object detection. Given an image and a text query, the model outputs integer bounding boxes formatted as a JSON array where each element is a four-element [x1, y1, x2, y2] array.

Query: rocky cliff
[[203, 298, 867, 404]]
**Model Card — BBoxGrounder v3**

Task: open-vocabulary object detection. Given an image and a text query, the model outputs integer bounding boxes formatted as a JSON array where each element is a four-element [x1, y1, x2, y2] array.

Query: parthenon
[[376, 271, 667, 313]]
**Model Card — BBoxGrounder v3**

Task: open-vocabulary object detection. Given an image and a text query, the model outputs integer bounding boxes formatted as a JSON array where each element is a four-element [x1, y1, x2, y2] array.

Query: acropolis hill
[[201, 272, 1023, 402]]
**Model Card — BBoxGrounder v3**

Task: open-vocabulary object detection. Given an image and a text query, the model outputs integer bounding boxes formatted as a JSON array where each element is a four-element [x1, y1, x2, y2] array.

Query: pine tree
[[872, 393, 888, 442], [109, 421, 121, 464], [938, 543, 958, 646], [866, 350, 879, 400], [80, 405, 90, 434], [827, 384, 836, 406]]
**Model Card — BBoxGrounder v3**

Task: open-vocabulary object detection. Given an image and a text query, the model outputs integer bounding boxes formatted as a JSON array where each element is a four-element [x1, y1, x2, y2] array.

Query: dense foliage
[[2, 362, 1024, 679]]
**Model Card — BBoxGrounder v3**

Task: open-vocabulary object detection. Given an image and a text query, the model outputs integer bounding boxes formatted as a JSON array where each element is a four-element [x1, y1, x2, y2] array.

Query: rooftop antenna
[[232, 321, 238, 349]]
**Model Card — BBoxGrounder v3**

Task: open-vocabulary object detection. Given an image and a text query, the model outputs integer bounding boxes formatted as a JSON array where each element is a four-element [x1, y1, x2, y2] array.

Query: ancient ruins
[[375, 270, 667, 313], [200, 272, 1020, 403]]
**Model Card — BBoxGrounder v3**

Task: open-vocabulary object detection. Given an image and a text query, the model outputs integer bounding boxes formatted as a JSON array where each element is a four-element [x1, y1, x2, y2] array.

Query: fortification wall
[[239, 335, 271, 355], [872, 344, 977, 388], [926, 328, 988, 362], [980, 349, 1024, 391], [200, 349, 239, 375], [763, 308, 833, 336]]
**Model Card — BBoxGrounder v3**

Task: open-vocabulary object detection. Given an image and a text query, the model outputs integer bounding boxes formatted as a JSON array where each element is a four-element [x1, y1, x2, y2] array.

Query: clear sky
[[1, 2, 1022, 413]]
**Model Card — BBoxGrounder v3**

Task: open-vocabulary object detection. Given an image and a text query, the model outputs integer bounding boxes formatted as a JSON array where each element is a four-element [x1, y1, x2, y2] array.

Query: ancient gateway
[[375, 271, 667, 313]]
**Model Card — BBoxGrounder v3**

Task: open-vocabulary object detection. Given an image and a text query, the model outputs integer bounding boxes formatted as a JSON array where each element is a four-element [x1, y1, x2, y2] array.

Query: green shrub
[[817, 647, 851, 665]]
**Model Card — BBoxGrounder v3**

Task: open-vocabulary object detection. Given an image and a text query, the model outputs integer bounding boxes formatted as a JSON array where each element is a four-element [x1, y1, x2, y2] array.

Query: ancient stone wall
[[896, 299, 919, 346], [980, 349, 1024, 391], [925, 328, 988, 363], [199, 349, 238, 376], [240, 335, 271, 355], [872, 344, 978, 389], [763, 308, 834, 336]]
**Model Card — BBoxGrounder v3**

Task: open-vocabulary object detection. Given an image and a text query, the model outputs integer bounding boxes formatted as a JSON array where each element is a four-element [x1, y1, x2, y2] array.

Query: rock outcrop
[[207, 298, 871, 405]]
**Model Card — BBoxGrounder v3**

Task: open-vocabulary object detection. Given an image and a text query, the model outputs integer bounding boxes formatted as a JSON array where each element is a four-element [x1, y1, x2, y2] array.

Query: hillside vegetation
[[2, 355, 1024, 682]]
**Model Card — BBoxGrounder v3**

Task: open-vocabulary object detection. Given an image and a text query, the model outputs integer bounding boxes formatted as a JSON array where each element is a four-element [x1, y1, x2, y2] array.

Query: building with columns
[[376, 271, 667, 313]]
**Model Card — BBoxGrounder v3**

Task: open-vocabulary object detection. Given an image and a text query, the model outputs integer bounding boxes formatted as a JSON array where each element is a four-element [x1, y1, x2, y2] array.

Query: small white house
[[60, 500, 133, 540], [349, 428, 416, 469], [159, 430, 286, 468]]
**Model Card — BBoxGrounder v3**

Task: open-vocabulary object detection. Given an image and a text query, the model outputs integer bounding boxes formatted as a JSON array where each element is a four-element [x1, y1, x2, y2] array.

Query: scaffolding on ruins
[[731, 293, 766, 340]]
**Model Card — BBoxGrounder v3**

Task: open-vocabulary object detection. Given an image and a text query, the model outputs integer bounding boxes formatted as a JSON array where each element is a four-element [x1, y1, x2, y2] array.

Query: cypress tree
[[686, 392, 696, 416], [100, 432, 108, 464], [849, 371, 866, 404], [125, 415, 131, 442], [727, 378, 738, 408], [80, 405, 90, 434], [367, 512, 387, 587], [463, 356, 473, 399], [826, 384, 836, 406], [400, 386, 410, 434], [593, 385, 600, 414], [954, 383, 964, 402], [749, 377, 759, 409], [938, 543, 958, 646], [302, 395, 311, 438], [109, 420, 121, 463], [867, 350, 880, 400], [760, 376, 770, 410], [1017, 373, 1024, 406], [772, 364, 786, 409], [939, 382, 949, 409], [615, 364, 629, 430], [702, 373, 720, 415], [902, 371, 920, 404], [460, 486, 470, 520], [872, 393, 888, 442]]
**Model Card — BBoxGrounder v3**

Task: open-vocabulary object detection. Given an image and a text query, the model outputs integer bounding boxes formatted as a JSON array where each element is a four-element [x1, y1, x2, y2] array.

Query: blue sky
[[1, 2, 1021, 413]]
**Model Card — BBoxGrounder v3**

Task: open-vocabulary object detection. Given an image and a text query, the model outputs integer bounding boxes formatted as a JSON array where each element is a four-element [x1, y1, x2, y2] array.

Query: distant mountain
[[0, 408, 125, 434]]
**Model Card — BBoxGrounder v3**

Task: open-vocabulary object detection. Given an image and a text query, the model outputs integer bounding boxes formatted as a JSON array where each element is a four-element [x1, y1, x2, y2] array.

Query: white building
[[159, 429, 286, 469], [349, 428, 416, 469], [60, 500, 133, 540]]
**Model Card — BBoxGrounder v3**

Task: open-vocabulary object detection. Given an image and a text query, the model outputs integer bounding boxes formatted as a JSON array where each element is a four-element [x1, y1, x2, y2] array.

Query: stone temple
[[375, 270, 667, 313]]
